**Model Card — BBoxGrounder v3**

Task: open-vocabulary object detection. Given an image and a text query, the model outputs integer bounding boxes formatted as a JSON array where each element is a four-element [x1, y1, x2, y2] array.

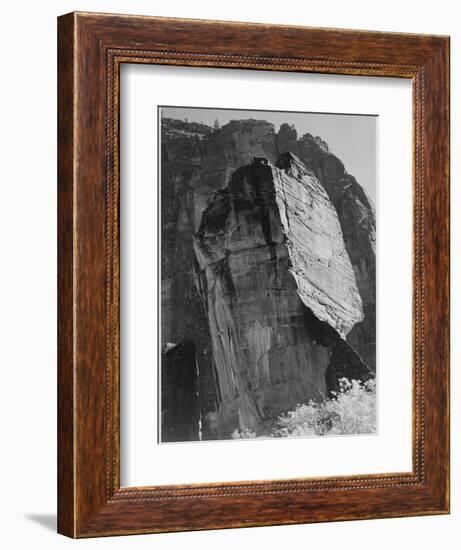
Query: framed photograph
[[57, 12, 450, 537]]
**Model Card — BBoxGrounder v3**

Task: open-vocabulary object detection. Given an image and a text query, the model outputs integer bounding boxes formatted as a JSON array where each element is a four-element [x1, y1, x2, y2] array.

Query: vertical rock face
[[194, 154, 369, 435], [277, 124, 376, 368], [161, 341, 200, 442], [161, 118, 282, 439], [274, 153, 363, 337], [160, 117, 376, 440], [160, 119, 218, 438], [192, 119, 279, 230]]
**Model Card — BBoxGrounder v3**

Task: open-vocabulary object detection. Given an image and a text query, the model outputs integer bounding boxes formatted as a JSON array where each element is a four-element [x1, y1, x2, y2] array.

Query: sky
[[161, 106, 377, 207]]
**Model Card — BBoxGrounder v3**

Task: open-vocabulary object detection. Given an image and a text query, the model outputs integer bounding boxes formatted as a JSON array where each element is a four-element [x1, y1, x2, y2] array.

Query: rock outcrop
[[277, 124, 376, 368], [160, 119, 218, 439], [161, 341, 200, 442], [160, 117, 376, 440], [194, 154, 370, 435]]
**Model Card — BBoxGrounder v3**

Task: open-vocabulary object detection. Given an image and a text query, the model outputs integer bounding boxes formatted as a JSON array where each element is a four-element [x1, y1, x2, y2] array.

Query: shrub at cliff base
[[231, 378, 376, 439]]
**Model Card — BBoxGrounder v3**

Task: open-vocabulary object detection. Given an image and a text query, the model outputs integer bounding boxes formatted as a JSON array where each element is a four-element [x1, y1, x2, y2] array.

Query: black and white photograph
[[159, 106, 377, 443], [0, 0, 453, 546]]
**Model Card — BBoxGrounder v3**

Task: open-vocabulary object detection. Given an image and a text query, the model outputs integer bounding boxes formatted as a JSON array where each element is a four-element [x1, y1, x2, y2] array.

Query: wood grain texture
[[57, 11, 450, 538], [57, 13, 75, 538]]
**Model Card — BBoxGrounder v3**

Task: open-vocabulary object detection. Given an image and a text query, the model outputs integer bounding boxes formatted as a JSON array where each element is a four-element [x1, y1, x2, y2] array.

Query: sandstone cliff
[[160, 117, 376, 440], [194, 153, 370, 434], [277, 123, 376, 368], [161, 341, 200, 442]]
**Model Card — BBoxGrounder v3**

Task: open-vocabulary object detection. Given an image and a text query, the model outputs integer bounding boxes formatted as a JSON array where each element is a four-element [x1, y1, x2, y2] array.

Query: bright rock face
[[277, 123, 376, 368], [274, 153, 363, 337], [160, 117, 376, 439], [194, 154, 366, 434]]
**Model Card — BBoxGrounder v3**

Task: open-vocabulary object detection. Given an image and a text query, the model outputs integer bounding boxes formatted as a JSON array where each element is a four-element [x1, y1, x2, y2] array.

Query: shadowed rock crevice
[[161, 341, 200, 442], [325, 338, 374, 397]]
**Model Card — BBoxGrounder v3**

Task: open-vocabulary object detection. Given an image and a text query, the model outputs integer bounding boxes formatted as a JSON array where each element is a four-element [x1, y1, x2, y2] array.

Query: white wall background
[[0, 1, 457, 548]]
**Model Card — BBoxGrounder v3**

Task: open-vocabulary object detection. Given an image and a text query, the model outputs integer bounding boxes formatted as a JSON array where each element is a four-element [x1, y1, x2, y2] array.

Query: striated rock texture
[[277, 123, 376, 368], [160, 116, 376, 440], [160, 119, 218, 439], [194, 154, 370, 434]]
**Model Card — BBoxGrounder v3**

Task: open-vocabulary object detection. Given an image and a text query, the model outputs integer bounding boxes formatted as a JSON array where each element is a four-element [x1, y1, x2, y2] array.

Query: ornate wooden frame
[[57, 12, 450, 537]]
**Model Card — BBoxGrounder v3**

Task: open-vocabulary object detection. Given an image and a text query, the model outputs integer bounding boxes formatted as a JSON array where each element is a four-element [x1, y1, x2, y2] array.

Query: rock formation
[[277, 123, 376, 368], [160, 119, 218, 439], [161, 341, 200, 442], [194, 153, 370, 435], [160, 117, 376, 440]]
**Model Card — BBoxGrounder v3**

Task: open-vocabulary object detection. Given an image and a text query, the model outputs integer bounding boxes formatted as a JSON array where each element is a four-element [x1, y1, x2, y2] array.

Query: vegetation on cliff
[[231, 378, 376, 439]]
